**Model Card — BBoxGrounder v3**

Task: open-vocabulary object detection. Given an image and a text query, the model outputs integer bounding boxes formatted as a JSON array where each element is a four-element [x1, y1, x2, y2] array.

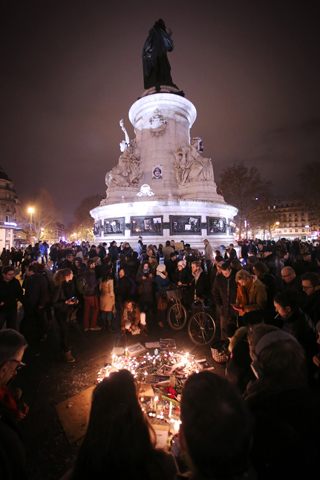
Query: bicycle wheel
[[167, 302, 187, 330], [188, 312, 216, 345]]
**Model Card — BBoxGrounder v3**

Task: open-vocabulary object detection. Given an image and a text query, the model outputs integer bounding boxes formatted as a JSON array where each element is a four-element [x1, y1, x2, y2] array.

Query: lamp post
[[28, 207, 34, 243]]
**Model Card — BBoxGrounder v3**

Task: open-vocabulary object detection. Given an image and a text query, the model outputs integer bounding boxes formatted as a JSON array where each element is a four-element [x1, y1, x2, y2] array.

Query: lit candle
[[154, 395, 159, 412], [169, 401, 172, 418]]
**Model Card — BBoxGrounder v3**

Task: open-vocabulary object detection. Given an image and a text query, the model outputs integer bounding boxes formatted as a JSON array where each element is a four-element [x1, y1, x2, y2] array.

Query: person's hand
[[313, 353, 320, 367], [142, 276, 147, 280], [0, 302, 4, 306], [18, 403, 29, 419], [65, 299, 75, 305], [148, 273, 153, 278], [232, 305, 244, 315], [177, 281, 182, 286]]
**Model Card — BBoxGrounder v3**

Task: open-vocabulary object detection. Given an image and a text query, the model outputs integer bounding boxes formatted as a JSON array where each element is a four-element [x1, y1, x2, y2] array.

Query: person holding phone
[[52, 269, 78, 363]]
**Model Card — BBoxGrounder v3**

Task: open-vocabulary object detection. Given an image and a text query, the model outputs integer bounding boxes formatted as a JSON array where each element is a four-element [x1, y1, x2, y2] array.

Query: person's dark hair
[[247, 256, 258, 265], [180, 372, 253, 479], [71, 370, 159, 479], [253, 261, 269, 275], [54, 268, 72, 287], [215, 255, 224, 263], [221, 262, 231, 271], [301, 272, 320, 287], [165, 240, 170, 247], [101, 272, 113, 282], [230, 260, 242, 271], [26, 264, 38, 274], [2, 265, 15, 275], [248, 324, 307, 388], [0, 329, 28, 366], [87, 258, 95, 268], [273, 290, 299, 311]]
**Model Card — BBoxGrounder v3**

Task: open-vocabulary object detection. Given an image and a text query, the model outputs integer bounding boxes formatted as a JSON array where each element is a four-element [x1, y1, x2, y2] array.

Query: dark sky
[[1, 0, 319, 223]]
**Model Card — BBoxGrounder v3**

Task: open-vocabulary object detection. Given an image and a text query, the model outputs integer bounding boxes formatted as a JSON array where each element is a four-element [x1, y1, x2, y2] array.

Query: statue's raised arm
[[142, 19, 177, 90], [119, 119, 130, 152]]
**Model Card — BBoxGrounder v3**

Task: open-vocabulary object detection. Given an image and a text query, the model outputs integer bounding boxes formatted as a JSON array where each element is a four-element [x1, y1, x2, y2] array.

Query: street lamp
[[28, 207, 34, 242]]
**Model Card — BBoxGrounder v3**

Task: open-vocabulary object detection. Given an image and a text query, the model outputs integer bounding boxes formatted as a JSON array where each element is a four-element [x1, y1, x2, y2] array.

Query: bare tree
[[219, 163, 272, 236], [29, 188, 58, 242], [71, 194, 103, 241]]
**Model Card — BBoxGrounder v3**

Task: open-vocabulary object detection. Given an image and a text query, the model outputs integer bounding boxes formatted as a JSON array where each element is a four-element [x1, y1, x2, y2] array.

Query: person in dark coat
[[301, 272, 320, 325], [212, 262, 238, 339], [165, 252, 178, 282], [188, 261, 208, 301], [172, 260, 192, 286], [22, 264, 48, 341], [244, 324, 320, 480], [52, 268, 78, 362], [116, 268, 133, 307], [0, 266, 23, 330], [274, 290, 318, 372], [82, 259, 100, 332], [136, 262, 155, 316], [0, 330, 29, 480]]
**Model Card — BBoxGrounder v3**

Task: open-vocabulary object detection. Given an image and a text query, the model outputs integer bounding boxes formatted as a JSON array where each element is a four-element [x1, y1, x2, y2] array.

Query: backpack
[[76, 274, 88, 295], [128, 276, 136, 296]]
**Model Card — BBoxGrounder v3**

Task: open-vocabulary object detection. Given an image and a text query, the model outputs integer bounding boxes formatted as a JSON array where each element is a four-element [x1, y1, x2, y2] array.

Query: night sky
[[1, 1, 319, 223]]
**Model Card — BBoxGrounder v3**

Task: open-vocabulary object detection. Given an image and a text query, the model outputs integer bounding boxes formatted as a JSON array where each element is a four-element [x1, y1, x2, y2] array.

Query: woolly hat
[[156, 264, 166, 273], [178, 260, 186, 268]]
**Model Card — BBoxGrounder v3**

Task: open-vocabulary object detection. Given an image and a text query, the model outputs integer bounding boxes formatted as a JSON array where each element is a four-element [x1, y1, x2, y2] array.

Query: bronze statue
[[142, 19, 178, 91]]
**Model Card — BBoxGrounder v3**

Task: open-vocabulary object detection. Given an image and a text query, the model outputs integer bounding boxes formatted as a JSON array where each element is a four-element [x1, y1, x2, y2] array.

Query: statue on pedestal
[[173, 144, 214, 185], [105, 122, 142, 187], [142, 19, 178, 91]]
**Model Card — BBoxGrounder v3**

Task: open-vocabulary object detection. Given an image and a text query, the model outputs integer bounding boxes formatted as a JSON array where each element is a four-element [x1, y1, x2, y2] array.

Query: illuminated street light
[[28, 207, 34, 242]]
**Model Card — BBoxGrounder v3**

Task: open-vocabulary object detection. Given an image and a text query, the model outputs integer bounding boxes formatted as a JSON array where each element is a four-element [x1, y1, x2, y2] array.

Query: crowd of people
[[1, 235, 320, 479]]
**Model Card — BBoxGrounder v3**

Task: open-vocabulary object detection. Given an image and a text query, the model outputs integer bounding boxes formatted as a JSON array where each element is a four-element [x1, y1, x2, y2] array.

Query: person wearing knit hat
[[173, 259, 192, 288]]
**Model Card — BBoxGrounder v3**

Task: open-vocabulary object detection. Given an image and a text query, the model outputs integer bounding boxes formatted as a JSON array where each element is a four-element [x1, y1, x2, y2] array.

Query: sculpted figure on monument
[[105, 139, 142, 188], [119, 119, 130, 151], [173, 144, 214, 185], [142, 19, 178, 91]]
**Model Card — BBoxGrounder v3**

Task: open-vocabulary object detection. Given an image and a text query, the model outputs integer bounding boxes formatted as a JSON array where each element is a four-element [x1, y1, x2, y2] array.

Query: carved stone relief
[[173, 144, 214, 185], [149, 109, 167, 137], [105, 138, 142, 188]]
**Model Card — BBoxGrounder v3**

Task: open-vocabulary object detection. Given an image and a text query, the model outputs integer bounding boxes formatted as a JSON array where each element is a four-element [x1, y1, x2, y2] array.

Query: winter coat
[[99, 279, 115, 312], [236, 277, 267, 313], [136, 268, 155, 303], [156, 274, 170, 299], [212, 269, 237, 320], [0, 278, 23, 312]]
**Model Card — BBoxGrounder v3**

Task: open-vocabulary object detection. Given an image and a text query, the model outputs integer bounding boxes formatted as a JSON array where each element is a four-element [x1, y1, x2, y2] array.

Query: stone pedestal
[[91, 92, 237, 249]]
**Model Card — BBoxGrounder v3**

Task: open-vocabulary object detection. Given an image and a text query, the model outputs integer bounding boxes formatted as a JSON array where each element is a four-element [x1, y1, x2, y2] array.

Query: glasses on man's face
[[303, 285, 314, 290], [281, 274, 292, 278], [9, 359, 26, 372]]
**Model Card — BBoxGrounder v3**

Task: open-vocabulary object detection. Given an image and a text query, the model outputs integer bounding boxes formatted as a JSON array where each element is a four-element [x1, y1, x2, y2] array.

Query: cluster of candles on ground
[[97, 349, 214, 437]]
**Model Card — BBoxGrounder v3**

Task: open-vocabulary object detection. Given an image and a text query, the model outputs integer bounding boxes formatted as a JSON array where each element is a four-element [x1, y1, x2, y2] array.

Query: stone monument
[[91, 19, 237, 248]]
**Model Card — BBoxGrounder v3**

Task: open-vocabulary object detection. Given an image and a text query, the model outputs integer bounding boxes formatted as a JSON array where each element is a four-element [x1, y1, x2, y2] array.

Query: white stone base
[[91, 200, 237, 250]]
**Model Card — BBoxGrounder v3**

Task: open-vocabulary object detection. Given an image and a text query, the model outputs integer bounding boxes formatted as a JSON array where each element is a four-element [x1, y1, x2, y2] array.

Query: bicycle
[[188, 298, 216, 346], [166, 287, 187, 330], [166, 289, 216, 345]]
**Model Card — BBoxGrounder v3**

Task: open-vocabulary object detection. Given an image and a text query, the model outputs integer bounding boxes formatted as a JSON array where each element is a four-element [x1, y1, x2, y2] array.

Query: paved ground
[[14, 306, 224, 480]]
